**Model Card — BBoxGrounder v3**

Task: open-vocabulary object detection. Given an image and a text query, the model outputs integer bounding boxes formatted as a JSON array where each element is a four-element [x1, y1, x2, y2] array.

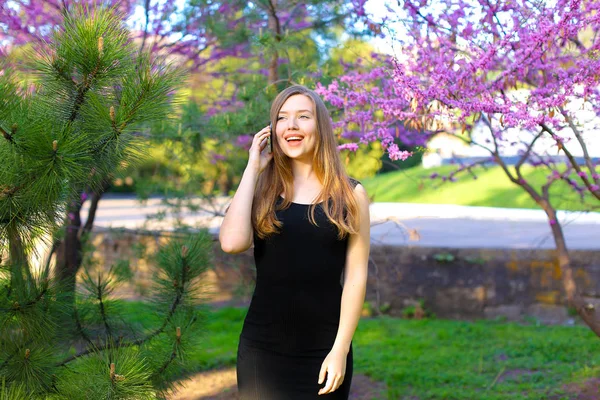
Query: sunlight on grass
[[354, 316, 600, 399], [362, 165, 595, 212]]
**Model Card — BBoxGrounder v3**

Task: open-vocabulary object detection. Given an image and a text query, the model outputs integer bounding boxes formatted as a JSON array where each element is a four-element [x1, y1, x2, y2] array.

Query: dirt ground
[[166, 368, 600, 400], [167, 367, 388, 400], [549, 377, 600, 400]]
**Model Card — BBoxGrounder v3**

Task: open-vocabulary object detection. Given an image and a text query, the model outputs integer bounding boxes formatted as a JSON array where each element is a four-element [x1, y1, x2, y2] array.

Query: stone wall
[[366, 246, 599, 323], [89, 230, 600, 323]]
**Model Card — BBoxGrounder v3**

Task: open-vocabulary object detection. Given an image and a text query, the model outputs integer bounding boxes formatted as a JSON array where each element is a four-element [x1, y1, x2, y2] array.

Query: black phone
[[267, 122, 273, 153]]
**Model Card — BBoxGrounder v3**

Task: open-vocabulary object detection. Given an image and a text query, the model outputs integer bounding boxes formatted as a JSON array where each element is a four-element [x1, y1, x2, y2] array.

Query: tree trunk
[[267, 0, 281, 86], [7, 224, 30, 293], [544, 206, 600, 336], [54, 198, 83, 303], [54, 179, 110, 302]]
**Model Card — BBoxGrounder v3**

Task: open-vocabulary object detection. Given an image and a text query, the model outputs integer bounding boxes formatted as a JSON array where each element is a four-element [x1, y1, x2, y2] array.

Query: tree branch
[[137, 0, 151, 59], [80, 179, 111, 238], [540, 123, 600, 200], [515, 128, 544, 171], [96, 274, 113, 339], [559, 107, 600, 186], [56, 255, 191, 367], [73, 304, 94, 346], [0, 286, 49, 312], [1, 125, 14, 143]]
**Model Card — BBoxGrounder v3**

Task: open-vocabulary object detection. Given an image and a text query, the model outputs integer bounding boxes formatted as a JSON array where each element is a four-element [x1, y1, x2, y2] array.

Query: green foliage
[[362, 301, 375, 317], [133, 77, 275, 198], [433, 252, 456, 263], [401, 299, 435, 319], [379, 143, 426, 173], [1, 229, 214, 398], [378, 301, 391, 314], [0, 378, 29, 400], [54, 344, 155, 400], [465, 256, 487, 265], [1, 2, 185, 253], [112, 259, 134, 283], [344, 140, 384, 180], [151, 230, 214, 311], [0, 5, 215, 399]]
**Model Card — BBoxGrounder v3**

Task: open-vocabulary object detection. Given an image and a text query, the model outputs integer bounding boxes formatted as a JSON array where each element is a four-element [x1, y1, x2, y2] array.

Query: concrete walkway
[[83, 194, 600, 251]]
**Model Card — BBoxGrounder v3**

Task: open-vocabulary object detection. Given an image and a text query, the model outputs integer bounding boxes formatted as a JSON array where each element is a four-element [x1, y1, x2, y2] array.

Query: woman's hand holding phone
[[247, 124, 274, 174]]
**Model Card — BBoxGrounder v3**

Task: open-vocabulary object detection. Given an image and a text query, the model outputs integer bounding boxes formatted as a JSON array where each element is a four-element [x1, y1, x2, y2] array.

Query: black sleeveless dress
[[236, 178, 361, 399]]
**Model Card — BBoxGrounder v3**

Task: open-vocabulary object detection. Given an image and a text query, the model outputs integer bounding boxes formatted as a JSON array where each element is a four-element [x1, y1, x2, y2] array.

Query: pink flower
[[337, 143, 359, 152]]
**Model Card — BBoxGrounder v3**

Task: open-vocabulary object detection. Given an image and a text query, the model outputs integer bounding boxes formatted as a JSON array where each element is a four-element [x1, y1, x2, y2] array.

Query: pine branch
[[73, 306, 93, 346], [42, 238, 61, 279], [0, 285, 49, 313], [0, 340, 32, 371], [0, 350, 16, 371], [156, 346, 178, 376], [96, 275, 113, 339], [92, 77, 151, 155], [0, 125, 13, 143], [56, 254, 190, 367], [67, 65, 100, 124]]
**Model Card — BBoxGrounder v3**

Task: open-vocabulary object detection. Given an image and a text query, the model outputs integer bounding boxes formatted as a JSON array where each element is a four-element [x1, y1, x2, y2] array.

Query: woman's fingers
[[254, 128, 270, 144], [319, 372, 343, 395], [254, 126, 270, 137], [319, 373, 334, 395], [251, 128, 270, 151]]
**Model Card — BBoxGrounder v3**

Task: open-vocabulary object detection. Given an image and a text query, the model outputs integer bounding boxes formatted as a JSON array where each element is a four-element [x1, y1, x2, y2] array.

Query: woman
[[219, 85, 370, 399]]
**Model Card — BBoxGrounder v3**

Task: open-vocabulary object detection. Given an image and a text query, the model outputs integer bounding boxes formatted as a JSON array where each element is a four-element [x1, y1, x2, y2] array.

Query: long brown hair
[[252, 85, 360, 240]]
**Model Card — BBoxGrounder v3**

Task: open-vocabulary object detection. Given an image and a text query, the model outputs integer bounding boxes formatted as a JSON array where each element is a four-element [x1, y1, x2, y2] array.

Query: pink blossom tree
[[318, 0, 600, 334]]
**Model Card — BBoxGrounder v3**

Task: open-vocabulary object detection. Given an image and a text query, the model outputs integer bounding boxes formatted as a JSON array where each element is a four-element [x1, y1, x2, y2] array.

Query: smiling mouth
[[286, 136, 304, 142]]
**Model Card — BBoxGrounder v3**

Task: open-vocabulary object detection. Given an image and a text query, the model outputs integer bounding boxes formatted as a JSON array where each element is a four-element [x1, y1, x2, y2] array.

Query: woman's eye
[[276, 115, 309, 120]]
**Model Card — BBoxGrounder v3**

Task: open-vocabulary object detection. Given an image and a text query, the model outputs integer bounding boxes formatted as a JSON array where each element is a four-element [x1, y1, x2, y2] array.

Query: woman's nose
[[287, 117, 299, 129]]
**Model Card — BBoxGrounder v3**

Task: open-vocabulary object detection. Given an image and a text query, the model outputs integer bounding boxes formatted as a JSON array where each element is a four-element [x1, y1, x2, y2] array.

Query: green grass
[[362, 165, 597, 212], [354, 316, 600, 399], [120, 302, 600, 400]]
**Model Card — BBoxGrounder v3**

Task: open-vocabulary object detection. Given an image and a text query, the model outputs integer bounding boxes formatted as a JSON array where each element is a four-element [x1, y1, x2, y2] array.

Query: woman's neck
[[290, 159, 317, 184]]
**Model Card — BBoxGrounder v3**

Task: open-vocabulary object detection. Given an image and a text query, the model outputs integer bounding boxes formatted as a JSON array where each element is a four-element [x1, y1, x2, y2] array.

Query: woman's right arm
[[219, 126, 273, 254]]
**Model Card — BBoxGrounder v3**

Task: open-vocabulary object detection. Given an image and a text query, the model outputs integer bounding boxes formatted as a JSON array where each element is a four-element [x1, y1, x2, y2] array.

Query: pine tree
[[1, 5, 212, 398]]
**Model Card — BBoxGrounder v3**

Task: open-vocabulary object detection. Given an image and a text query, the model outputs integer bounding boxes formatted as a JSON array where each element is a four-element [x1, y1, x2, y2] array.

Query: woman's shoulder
[[348, 176, 361, 189]]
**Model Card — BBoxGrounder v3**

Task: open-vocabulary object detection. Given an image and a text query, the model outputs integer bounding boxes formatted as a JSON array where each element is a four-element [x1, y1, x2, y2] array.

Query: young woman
[[219, 85, 370, 399]]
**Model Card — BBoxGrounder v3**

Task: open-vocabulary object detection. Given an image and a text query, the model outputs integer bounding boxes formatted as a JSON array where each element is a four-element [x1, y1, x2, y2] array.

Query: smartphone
[[267, 122, 273, 153]]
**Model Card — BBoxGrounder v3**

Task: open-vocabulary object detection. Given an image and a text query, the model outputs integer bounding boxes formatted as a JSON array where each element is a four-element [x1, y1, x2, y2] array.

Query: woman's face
[[275, 94, 317, 161]]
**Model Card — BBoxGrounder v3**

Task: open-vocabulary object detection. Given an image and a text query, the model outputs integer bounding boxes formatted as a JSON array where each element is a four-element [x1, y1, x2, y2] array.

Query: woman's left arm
[[318, 184, 370, 395], [333, 183, 371, 353]]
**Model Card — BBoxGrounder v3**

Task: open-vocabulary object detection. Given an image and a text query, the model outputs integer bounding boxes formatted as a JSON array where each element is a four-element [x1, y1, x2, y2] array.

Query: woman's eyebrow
[[278, 109, 313, 114]]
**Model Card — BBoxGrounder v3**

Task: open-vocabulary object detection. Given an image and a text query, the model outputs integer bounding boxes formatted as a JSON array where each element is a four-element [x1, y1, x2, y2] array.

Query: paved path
[[83, 194, 600, 250]]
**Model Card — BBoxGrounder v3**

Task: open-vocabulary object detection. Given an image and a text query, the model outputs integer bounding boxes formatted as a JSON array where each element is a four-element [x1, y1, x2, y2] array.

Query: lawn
[[121, 301, 600, 400], [362, 165, 597, 212]]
